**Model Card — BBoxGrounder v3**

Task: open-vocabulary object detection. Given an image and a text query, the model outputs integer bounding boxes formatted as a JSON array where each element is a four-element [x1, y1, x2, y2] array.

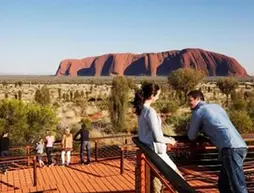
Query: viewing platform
[[0, 134, 253, 193]]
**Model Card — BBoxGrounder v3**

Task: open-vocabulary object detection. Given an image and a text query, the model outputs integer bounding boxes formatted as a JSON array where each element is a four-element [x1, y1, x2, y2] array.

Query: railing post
[[95, 140, 98, 162], [26, 146, 30, 167], [120, 147, 125, 174], [145, 162, 151, 193], [33, 157, 37, 186], [135, 150, 145, 193]]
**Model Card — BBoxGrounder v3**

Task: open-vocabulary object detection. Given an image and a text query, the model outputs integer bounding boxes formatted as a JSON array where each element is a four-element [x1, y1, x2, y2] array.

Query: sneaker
[[60, 164, 65, 167], [49, 163, 54, 167], [86, 160, 90, 165], [3, 171, 7, 175]]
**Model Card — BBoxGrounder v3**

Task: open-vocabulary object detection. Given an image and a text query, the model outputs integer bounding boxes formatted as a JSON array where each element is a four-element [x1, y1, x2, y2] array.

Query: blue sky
[[0, 0, 254, 75]]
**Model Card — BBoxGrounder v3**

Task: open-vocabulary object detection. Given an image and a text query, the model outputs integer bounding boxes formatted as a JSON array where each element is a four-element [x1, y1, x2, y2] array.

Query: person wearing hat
[[61, 128, 73, 166], [74, 122, 91, 165]]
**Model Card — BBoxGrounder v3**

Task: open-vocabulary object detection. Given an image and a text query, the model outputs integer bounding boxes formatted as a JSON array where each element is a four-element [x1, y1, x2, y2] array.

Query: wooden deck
[[0, 157, 253, 193], [0, 159, 135, 193]]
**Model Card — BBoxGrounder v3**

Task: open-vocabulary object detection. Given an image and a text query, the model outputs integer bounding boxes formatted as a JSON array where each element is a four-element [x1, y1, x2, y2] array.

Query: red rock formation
[[56, 48, 248, 77]]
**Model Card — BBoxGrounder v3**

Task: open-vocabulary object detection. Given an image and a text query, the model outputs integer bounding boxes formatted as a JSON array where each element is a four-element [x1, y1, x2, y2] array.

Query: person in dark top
[[74, 123, 91, 164], [0, 131, 10, 175]]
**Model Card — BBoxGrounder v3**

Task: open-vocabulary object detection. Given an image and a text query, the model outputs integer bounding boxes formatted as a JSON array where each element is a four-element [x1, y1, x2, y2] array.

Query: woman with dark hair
[[133, 83, 183, 177], [0, 131, 9, 175]]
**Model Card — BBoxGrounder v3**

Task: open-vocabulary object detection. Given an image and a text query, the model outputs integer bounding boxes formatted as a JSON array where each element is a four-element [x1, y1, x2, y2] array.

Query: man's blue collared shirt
[[187, 102, 247, 151]]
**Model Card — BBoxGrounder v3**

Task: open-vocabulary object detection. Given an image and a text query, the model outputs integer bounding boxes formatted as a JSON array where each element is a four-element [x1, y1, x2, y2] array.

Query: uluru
[[56, 48, 248, 77]]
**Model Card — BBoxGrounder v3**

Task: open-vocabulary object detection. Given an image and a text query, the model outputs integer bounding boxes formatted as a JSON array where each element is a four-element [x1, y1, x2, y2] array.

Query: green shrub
[[165, 114, 191, 136], [0, 99, 58, 145], [229, 110, 253, 134], [160, 101, 179, 114], [34, 85, 51, 106]]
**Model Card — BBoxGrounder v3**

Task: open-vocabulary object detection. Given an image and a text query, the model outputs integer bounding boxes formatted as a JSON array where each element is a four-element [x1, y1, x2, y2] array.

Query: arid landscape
[[0, 74, 253, 144]]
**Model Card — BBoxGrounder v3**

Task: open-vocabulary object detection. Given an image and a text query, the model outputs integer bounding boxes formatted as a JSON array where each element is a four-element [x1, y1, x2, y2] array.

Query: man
[[0, 131, 9, 175], [74, 122, 91, 164], [186, 90, 248, 193]]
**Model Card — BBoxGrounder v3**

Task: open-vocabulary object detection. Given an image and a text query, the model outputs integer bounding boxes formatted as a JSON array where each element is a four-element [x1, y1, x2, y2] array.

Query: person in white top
[[132, 83, 184, 185], [45, 130, 55, 166]]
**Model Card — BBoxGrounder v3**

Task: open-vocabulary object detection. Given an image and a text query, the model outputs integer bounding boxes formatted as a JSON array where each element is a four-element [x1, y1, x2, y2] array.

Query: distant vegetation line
[[0, 75, 253, 84]]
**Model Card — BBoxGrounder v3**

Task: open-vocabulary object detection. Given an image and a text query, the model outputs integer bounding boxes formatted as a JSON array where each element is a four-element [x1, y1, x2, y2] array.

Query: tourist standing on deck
[[0, 131, 9, 175], [187, 90, 248, 193], [45, 130, 55, 166], [74, 122, 91, 164], [61, 128, 73, 166], [133, 83, 183, 192], [36, 139, 45, 168]]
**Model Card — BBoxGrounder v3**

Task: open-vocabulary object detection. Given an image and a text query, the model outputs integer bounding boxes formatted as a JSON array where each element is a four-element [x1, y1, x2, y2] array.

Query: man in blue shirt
[[187, 90, 248, 193]]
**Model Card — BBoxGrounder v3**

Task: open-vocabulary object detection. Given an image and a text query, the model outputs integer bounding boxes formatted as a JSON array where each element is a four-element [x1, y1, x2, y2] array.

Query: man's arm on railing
[[187, 111, 202, 141]]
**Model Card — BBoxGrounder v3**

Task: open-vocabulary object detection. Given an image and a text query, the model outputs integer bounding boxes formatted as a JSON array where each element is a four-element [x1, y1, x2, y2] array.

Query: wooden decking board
[[1, 158, 253, 193]]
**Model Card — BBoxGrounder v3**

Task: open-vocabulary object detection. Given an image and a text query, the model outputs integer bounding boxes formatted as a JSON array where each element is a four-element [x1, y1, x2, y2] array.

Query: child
[[36, 139, 45, 168], [61, 128, 73, 166]]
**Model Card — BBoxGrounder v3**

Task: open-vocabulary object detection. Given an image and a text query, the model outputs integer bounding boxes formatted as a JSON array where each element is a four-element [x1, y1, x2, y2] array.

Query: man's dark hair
[[187, 90, 205, 101]]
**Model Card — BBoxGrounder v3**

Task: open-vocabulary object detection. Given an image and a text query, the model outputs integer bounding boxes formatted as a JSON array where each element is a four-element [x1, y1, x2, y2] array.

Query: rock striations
[[56, 48, 248, 77]]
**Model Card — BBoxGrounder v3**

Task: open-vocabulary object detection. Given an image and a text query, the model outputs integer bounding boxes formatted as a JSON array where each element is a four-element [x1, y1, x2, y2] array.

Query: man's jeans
[[218, 148, 248, 193], [80, 141, 91, 163], [0, 150, 8, 172]]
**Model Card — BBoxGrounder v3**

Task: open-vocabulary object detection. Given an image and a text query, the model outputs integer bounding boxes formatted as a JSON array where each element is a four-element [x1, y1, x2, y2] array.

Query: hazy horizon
[[1, 1, 254, 75]]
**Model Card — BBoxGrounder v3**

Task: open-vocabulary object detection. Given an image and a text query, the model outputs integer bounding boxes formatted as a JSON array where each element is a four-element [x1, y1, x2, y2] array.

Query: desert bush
[[18, 90, 22, 100], [58, 88, 62, 99], [168, 68, 204, 103], [230, 91, 248, 111], [159, 100, 179, 114], [0, 99, 57, 145], [34, 85, 51, 106], [165, 114, 191, 136], [74, 98, 87, 116], [74, 90, 80, 99], [79, 118, 92, 130], [228, 110, 253, 134], [70, 91, 73, 101], [216, 77, 239, 106], [108, 76, 131, 133]]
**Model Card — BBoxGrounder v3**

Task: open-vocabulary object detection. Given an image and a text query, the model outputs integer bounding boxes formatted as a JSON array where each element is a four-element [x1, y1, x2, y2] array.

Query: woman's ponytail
[[133, 90, 144, 116]]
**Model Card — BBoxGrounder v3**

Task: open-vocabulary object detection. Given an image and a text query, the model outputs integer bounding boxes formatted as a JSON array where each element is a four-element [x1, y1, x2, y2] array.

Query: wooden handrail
[[133, 137, 197, 193]]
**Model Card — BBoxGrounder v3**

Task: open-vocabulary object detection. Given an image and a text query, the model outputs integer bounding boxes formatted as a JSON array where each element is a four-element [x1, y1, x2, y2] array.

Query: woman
[[61, 128, 73, 166], [0, 131, 9, 175], [133, 83, 183, 176], [45, 130, 55, 166]]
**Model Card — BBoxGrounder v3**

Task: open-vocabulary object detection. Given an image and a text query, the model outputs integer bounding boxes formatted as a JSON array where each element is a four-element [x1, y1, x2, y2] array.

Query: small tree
[[108, 76, 131, 132], [58, 88, 62, 99], [70, 91, 73, 101], [74, 90, 80, 99], [80, 90, 85, 97], [216, 77, 239, 106], [34, 85, 51, 106], [18, 90, 22, 100], [168, 68, 204, 102]]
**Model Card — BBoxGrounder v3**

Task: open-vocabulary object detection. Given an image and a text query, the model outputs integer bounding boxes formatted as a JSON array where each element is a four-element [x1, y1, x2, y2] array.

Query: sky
[[0, 0, 254, 75]]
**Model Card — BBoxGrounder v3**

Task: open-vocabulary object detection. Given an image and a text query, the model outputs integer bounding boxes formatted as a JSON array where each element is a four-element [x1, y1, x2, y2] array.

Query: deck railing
[[133, 134, 254, 193]]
